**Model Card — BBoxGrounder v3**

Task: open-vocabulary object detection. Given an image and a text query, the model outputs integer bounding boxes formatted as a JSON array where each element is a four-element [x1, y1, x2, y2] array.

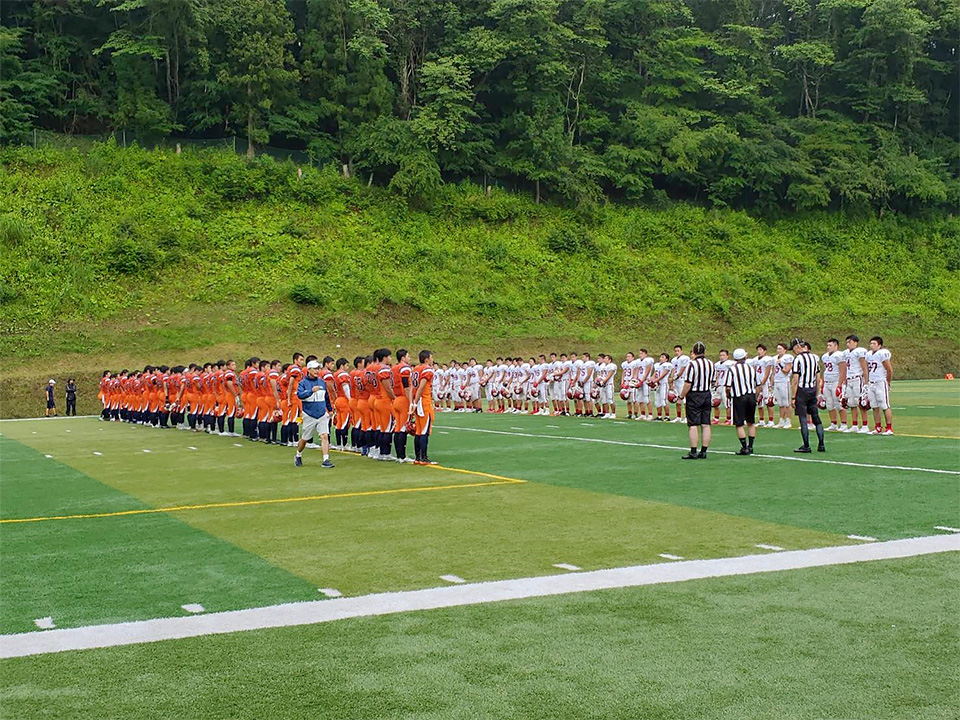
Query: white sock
[[323, 454, 329, 461], [295, 451, 302, 458]]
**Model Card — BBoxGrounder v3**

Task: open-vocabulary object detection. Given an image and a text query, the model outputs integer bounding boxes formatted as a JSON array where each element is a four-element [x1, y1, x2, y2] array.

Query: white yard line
[[552, 563, 582, 571], [847, 535, 878, 542], [658, 554, 684, 561], [439, 575, 466, 584], [2, 535, 956, 659], [442, 426, 960, 476], [180, 604, 205, 614], [755, 544, 784, 551], [934, 526, 960, 533]]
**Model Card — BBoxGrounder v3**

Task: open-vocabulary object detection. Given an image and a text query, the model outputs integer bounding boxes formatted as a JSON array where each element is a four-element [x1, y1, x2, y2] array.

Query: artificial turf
[[1, 553, 956, 720]]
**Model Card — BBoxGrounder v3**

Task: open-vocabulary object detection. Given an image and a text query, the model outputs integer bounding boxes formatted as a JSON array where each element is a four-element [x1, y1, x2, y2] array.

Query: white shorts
[[581, 380, 593, 399], [483, 384, 495, 401], [844, 376, 864, 407], [555, 381, 568, 401], [824, 381, 841, 411], [867, 381, 889, 410], [301, 413, 330, 441], [635, 383, 650, 403], [655, 384, 668, 408], [538, 383, 549, 403], [600, 383, 614, 404], [467, 384, 480, 402], [773, 384, 791, 408]]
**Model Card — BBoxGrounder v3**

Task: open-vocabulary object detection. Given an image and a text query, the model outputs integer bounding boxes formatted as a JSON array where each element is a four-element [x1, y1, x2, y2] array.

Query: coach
[[727, 349, 758, 455], [679, 341, 715, 459], [791, 338, 825, 454], [294, 360, 335, 468]]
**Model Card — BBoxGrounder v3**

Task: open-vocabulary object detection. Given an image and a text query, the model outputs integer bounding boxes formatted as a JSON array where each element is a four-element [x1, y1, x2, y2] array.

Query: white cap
[[733, 348, 747, 360], [49, 379, 56, 384], [306, 360, 321, 370]]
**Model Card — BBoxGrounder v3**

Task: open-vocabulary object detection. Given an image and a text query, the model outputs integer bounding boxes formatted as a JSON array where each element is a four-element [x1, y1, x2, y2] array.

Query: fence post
[[33, 129, 38, 148], [122, 129, 126, 148], [232, 136, 237, 154]]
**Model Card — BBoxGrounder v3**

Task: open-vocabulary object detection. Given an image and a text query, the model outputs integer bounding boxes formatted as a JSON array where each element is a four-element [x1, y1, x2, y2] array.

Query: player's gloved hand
[[835, 386, 843, 398]]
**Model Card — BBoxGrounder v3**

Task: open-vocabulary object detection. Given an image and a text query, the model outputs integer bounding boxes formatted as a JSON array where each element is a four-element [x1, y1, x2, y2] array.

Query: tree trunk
[[535, 178, 541, 204], [246, 82, 255, 157]]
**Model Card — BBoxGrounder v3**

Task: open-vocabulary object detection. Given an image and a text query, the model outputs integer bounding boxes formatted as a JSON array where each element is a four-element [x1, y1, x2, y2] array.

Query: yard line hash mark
[[4, 535, 956, 659]]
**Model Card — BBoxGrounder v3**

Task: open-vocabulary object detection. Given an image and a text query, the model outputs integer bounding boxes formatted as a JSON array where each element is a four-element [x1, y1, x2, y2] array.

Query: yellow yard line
[[896, 432, 960, 440], [0, 477, 526, 525]]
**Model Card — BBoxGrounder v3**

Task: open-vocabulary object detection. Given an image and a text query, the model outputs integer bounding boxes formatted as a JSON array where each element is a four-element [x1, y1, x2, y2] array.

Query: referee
[[679, 341, 715, 459], [726, 348, 758, 455], [791, 338, 825, 453]]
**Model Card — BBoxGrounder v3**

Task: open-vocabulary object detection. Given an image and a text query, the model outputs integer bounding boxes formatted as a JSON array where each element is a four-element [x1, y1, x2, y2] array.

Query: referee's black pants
[[794, 388, 824, 448]]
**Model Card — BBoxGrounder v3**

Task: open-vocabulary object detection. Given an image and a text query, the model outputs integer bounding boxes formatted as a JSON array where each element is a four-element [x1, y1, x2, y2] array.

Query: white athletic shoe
[[882, 429, 894, 435], [378, 454, 397, 462], [783, 421, 791, 430], [869, 429, 880, 435], [858, 426, 870, 434], [842, 426, 856, 433], [825, 424, 838, 432]]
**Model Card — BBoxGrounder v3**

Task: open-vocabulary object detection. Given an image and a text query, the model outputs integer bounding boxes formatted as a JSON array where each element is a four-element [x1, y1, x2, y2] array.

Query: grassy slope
[[1, 144, 958, 416], [2, 553, 957, 720]]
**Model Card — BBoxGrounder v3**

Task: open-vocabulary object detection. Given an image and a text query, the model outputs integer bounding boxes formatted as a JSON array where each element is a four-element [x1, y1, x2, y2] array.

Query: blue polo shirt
[[296, 376, 332, 419]]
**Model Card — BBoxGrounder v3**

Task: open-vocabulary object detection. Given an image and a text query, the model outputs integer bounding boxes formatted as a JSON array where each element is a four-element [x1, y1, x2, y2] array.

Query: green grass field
[[1, 380, 958, 718]]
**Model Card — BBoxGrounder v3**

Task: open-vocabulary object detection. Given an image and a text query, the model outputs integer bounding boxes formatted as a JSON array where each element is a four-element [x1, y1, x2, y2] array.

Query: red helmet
[[841, 396, 848, 408], [817, 395, 827, 409], [405, 419, 416, 433], [667, 390, 678, 403], [766, 396, 775, 407], [566, 387, 576, 399], [590, 386, 601, 400], [513, 385, 524, 396], [573, 386, 585, 400], [711, 397, 721, 408], [619, 388, 631, 400], [859, 396, 871, 410]]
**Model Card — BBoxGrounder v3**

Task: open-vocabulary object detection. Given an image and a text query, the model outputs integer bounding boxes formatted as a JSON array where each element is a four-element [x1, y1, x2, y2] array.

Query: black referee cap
[[791, 337, 804, 348], [692, 341, 706, 355]]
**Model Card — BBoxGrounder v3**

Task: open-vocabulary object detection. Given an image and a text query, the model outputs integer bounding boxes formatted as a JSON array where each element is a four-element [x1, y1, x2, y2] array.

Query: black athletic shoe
[[697, 450, 707, 459], [794, 446, 812, 453], [736, 447, 751, 456], [681, 451, 699, 460], [817, 445, 826, 452], [748, 447, 755, 454]]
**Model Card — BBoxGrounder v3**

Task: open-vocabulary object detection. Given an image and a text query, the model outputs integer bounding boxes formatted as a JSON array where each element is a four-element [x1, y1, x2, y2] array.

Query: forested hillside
[[1, 0, 957, 211]]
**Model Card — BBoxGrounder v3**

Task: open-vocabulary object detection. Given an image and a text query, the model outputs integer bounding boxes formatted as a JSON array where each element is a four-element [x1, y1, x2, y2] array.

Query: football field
[[1, 380, 958, 718]]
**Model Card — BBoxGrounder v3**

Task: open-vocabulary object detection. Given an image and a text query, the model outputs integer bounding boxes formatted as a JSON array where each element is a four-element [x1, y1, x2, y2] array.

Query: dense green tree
[[0, 0, 955, 210]]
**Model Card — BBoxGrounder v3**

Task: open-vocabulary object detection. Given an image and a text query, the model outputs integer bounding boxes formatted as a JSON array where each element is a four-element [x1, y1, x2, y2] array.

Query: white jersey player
[[754, 344, 776, 427], [773, 343, 793, 428], [635, 350, 655, 421], [653, 353, 672, 420], [865, 337, 893, 434], [820, 339, 845, 430], [669, 346, 690, 422], [838, 335, 870, 433], [712, 350, 734, 424]]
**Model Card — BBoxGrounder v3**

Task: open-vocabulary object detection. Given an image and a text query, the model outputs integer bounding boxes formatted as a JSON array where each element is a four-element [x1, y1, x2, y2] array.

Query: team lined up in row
[[425, 335, 894, 434], [97, 350, 443, 464]]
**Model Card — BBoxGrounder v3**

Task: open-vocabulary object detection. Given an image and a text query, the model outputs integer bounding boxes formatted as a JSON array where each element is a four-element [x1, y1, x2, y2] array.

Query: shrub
[[0, 215, 31, 247], [105, 237, 159, 275], [546, 226, 594, 254]]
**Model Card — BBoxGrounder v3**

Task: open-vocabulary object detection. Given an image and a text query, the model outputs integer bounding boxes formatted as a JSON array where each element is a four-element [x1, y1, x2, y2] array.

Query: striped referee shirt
[[792, 351, 820, 390], [726, 360, 757, 398], [682, 356, 715, 392]]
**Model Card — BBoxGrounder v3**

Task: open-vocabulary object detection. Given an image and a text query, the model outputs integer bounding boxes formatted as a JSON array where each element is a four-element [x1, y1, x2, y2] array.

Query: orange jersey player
[[411, 350, 437, 464], [284, 353, 305, 446], [391, 349, 414, 462], [333, 358, 352, 450], [353, 356, 374, 455]]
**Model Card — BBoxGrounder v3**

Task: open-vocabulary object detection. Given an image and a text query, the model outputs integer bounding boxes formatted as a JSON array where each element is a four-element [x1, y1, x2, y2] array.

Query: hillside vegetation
[[1, 144, 958, 415]]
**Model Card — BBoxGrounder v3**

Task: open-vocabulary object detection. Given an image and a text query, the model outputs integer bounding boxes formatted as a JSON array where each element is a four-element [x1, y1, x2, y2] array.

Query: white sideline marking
[[92, 452, 103, 456], [580, 423, 595, 427], [181, 604, 205, 614], [33, 617, 55, 630], [935, 526, 960, 533], [439, 575, 466, 584], [3, 535, 956, 659], [44, 454, 52, 459], [442, 426, 960, 476], [233, 443, 243, 447], [755, 544, 784, 551], [510, 427, 524, 431], [847, 535, 878, 542], [142, 449, 151, 453], [318, 588, 342, 598], [65, 430, 70, 433], [659, 554, 684, 561], [553, 563, 581, 571], [437, 431, 449, 435], [188, 446, 198, 451], [545, 425, 559, 429]]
